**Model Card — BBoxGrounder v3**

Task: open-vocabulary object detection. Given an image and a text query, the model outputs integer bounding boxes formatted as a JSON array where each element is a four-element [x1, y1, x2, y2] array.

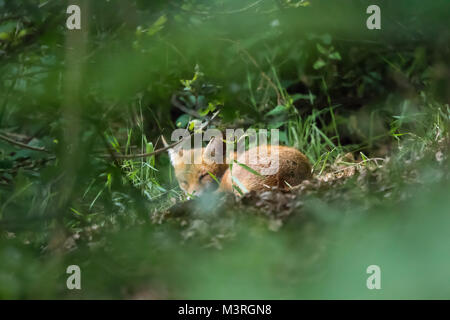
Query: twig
[[216, 0, 265, 14], [0, 110, 219, 159], [99, 110, 220, 159], [331, 158, 386, 174], [1, 70, 50, 81], [171, 94, 202, 118], [170, 0, 265, 15], [0, 133, 49, 153], [0, 15, 23, 24]]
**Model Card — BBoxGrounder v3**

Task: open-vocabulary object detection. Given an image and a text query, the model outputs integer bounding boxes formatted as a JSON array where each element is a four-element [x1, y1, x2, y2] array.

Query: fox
[[164, 136, 312, 197]]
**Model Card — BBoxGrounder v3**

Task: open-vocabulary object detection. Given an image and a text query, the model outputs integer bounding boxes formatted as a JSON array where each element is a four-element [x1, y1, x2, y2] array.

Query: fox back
[[219, 145, 312, 194], [167, 138, 312, 197]]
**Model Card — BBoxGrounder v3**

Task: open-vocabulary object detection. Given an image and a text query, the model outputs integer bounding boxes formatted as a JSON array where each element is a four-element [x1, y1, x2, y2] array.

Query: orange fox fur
[[167, 138, 312, 197]]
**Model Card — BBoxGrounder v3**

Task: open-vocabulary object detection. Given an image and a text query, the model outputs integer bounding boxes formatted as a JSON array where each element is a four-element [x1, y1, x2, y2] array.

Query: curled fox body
[[166, 137, 312, 197]]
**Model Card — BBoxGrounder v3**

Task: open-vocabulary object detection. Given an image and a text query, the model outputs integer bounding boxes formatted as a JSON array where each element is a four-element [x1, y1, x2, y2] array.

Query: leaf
[[360, 152, 369, 162], [147, 15, 167, 36], [329, 51, 342, 60], [0, 21, 16, 33], [198, 102, 216, 116], [268, 121, 285, 129], [232, 185, 244, 196], [145, 142, 155, 164], [313, 59, 326, 70], [176, 114, 190, 128], [70, 208, 84, 217], [266, 105, 289, 117], [12, 149, 33, 160], [229, 162, 248, 194], [207, 171, 220, 185], [231, 176, 248, 194], [189, 119, 201, 131], [18, 29, 28, 38], [291, 93, 316, 102], [234, 160, 262, 177], [316, 43, 328, 55], [0, 32, 10, 41], [298, 1, 310, 7]]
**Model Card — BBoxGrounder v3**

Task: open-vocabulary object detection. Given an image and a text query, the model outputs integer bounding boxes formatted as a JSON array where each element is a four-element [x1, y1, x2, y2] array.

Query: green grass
[[1, 94, 448, 301], [0, 0, 449, 300]]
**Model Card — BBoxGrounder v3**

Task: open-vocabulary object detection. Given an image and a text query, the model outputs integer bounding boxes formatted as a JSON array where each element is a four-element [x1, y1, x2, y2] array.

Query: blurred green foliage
[[0, 0, 449, 299]]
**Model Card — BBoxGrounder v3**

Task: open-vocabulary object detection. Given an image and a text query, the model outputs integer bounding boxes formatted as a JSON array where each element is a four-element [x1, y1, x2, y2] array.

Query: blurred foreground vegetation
[[0, 0, 449, 299]]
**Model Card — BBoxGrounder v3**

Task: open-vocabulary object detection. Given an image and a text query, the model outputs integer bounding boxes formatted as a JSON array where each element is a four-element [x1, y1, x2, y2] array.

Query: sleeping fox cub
[[165, 136, 312, 197]]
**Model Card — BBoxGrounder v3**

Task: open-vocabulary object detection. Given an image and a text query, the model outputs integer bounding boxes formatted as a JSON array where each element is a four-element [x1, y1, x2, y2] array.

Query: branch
[[171, 94, 202, 118], [216, 0, 265, 14], [331, 158, 386, 174], [0, 133, 49, 153], [99, 110, 220, 159], [0, 15, 23, 24], [2, 70, 51, 81], [170, 0, 265, 15]]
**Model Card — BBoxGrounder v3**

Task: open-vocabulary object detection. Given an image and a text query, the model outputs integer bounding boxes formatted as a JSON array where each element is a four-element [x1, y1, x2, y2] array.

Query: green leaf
[[232, 185, 244, 196], [176, 114, 190, 128], [231, 176, 248, 194], [146, 142, 155, 164], [292, 90, 318, 105], [189, 119, 202, 131], [266, 105, 289, 117], [291, 93, 316, 103], [313, 59, 326, 70], [234, 160, 262, 177], [207, 171, 220, 185], [0, 21, 16, 33], [0, 32, 10, 41], [316, 43, 328, 55], [147, 15, 167, 36], [70, 208, 84, 217], [268, 121, 285, 129], [198, 102, 216, 116], [329, 51, 342, 60]]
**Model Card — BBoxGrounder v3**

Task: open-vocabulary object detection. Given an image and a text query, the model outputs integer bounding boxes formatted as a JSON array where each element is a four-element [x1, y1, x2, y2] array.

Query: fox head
[[165, 137, 228, 197]]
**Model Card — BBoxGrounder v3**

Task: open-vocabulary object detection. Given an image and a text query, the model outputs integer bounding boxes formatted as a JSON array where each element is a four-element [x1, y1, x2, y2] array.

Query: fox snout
[[184, 176, 220, 198]]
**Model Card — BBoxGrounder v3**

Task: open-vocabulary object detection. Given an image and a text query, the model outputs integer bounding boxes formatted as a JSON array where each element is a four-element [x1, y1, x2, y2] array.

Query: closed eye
[[199, 172, 219, 192], [180, 180, 188, 187]]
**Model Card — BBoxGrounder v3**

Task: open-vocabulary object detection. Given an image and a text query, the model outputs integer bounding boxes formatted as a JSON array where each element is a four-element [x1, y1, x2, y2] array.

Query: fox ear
[[161, 135, 183, 166], [168, 148, 184, 166], [204, 135, 224, 163]]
